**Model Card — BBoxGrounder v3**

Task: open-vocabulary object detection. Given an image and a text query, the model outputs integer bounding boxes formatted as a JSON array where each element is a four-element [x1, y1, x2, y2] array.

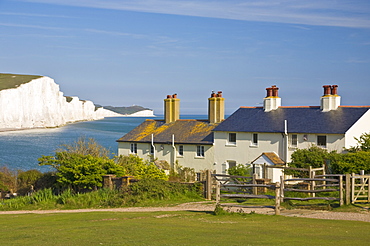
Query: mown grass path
[[0, 207, 369, 246]]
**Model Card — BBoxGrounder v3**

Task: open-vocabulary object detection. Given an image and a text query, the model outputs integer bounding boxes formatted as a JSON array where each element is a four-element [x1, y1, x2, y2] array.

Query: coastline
[[0, 114, 156, 133]]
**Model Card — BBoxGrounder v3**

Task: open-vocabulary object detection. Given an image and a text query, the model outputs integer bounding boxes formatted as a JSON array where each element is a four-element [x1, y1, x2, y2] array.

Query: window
[[291, 134, 298, 147], [227, 160, 237, 170], [178, 145, 184, 156], [252, 133, 258, 146], [130, 143, 137, 154], [150, 145, 154, 155], [317, 135, 327, 148], [196, 145, 205, 157], [228, 133, 236, 145]]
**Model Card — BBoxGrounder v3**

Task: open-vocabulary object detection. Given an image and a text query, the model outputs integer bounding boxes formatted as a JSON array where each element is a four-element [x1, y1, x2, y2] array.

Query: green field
[[0, 211, 369, 245]]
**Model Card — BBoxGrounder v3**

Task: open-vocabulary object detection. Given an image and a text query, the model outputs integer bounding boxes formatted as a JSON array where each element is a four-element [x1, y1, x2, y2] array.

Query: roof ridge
[[338, 105, 370, 108]]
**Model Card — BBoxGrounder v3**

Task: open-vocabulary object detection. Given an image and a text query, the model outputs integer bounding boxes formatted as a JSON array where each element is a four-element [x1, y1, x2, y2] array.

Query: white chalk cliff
[[0, 75, 149, 130]]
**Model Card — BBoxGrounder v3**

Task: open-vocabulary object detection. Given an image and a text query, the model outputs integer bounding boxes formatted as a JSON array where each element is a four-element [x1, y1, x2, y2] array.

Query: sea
[[0, 115, 205, 172]]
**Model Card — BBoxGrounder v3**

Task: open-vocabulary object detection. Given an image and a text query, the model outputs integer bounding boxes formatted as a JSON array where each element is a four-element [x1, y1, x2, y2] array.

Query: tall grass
[[0, 179, 203, 211]]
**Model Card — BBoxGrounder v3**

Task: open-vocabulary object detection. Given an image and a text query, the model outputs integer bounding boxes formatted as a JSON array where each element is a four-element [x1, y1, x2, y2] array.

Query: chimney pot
[[166, 95, 172, 99], [266, 87, 272, 97], [272, 85, 279, 97], [323, 85, 331, 95], [331, 85, 338, 95], [172, 94, 177, 98], [211, 91, 216, 98], [217, 91, 222, 97]]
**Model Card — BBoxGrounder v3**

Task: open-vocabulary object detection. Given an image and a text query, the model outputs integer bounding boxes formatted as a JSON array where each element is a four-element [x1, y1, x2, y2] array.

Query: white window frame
[[228, 133, 237, 145], [178, 145, 184, 157], [130, 143, 137, 154], [291, 134, 298, 147], [251, 133, 258, 146], [196, 145, 205, 157]]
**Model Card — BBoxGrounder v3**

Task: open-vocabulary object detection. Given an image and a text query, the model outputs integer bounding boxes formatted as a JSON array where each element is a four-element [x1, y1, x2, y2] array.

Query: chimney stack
[[164, 94, 180, 123], [208, 91, 225, 124], [321, 85, 341, 112], [263, 85, 281, 112]]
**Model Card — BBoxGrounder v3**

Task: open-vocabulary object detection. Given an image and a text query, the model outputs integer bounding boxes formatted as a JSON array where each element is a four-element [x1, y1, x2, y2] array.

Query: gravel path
[[1, 202, 369, 222]]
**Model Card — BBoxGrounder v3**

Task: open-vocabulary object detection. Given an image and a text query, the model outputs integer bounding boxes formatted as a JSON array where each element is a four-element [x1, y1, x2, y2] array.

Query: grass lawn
[[0, 211, 369, 245], [0, 73, 41, 91]]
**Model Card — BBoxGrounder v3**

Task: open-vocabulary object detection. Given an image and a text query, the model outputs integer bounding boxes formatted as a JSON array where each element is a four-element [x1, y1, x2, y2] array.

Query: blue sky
[[1, 0, 370, 115]]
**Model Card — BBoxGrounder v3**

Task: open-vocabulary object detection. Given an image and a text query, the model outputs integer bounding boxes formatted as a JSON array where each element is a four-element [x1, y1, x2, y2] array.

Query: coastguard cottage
[[117, 91, 225, 172], [117, 85, 370, 180]]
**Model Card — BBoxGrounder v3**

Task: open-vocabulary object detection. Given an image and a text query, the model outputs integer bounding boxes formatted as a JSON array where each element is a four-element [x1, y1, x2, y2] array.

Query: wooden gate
[[351, 174, 370, 203]]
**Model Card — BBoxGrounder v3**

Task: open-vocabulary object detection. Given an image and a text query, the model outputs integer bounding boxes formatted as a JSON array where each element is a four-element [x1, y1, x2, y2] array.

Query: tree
[[348, 132, 370, 152], [57, 136, 111, 158], [39, 152, 125, 191]]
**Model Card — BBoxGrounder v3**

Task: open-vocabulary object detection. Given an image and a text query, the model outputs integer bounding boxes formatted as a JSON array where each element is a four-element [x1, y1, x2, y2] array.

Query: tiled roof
[[261, 152, 285, 165], [117, 119, 218, 145], [214, 106, 370, 134]]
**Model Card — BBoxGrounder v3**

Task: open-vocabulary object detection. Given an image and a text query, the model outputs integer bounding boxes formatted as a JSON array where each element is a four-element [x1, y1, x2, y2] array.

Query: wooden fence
[[280, 174, 344, 206], [212, 173, 281, 215], [349, 172, 370, 203]]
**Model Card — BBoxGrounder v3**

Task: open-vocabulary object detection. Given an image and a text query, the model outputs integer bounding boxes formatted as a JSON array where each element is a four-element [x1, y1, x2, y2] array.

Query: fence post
[[312, 170, 316, 198], [322, 164, 326, 187], [215, 181, 220, 205], [339, 175, 343, 206], [308, 166, 312, 197], [275, 182, 281, 215], [345, 173, 351, 205], [351, 172, 355, 204], [253, 173, 258, 195], [368, 177, 370, 203], [206, 169, 212, 200], [280, 175, 285, 204], [360, 170, 365, 184]]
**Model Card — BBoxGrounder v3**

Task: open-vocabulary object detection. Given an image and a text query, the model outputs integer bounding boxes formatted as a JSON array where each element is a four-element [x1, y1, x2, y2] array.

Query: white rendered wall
[[214, 131, 347, 173], [345, 110, 370, 149], [117, 142, 215, 172]]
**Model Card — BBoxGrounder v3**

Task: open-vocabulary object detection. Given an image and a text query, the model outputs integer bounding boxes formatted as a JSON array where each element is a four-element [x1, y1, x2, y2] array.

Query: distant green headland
[[97, 105, 152, 115]]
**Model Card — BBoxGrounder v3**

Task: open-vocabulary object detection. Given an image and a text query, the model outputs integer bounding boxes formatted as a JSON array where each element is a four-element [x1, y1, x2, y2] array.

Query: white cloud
[[17, 0, 370, 28], [0, 22, 67, 30], [0, 11, 78, 19]]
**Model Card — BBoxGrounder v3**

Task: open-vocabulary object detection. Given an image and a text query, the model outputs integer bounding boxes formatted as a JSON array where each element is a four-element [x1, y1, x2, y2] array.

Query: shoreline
[[0, 114, 156, 133]]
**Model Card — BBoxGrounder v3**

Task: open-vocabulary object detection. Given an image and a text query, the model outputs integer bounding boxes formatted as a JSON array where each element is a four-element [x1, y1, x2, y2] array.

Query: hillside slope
[[102, 105, 153, 115]]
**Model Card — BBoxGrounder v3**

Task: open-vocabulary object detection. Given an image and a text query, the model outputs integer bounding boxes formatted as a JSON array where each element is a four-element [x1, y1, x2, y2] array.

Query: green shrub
[[16, 169, 43, 195], [227, 164, 251, 177], [0, 166, 17, 192], [39, 153, 125, 191], [116, 155, 168, 180], [331, 151, 370, 174]]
